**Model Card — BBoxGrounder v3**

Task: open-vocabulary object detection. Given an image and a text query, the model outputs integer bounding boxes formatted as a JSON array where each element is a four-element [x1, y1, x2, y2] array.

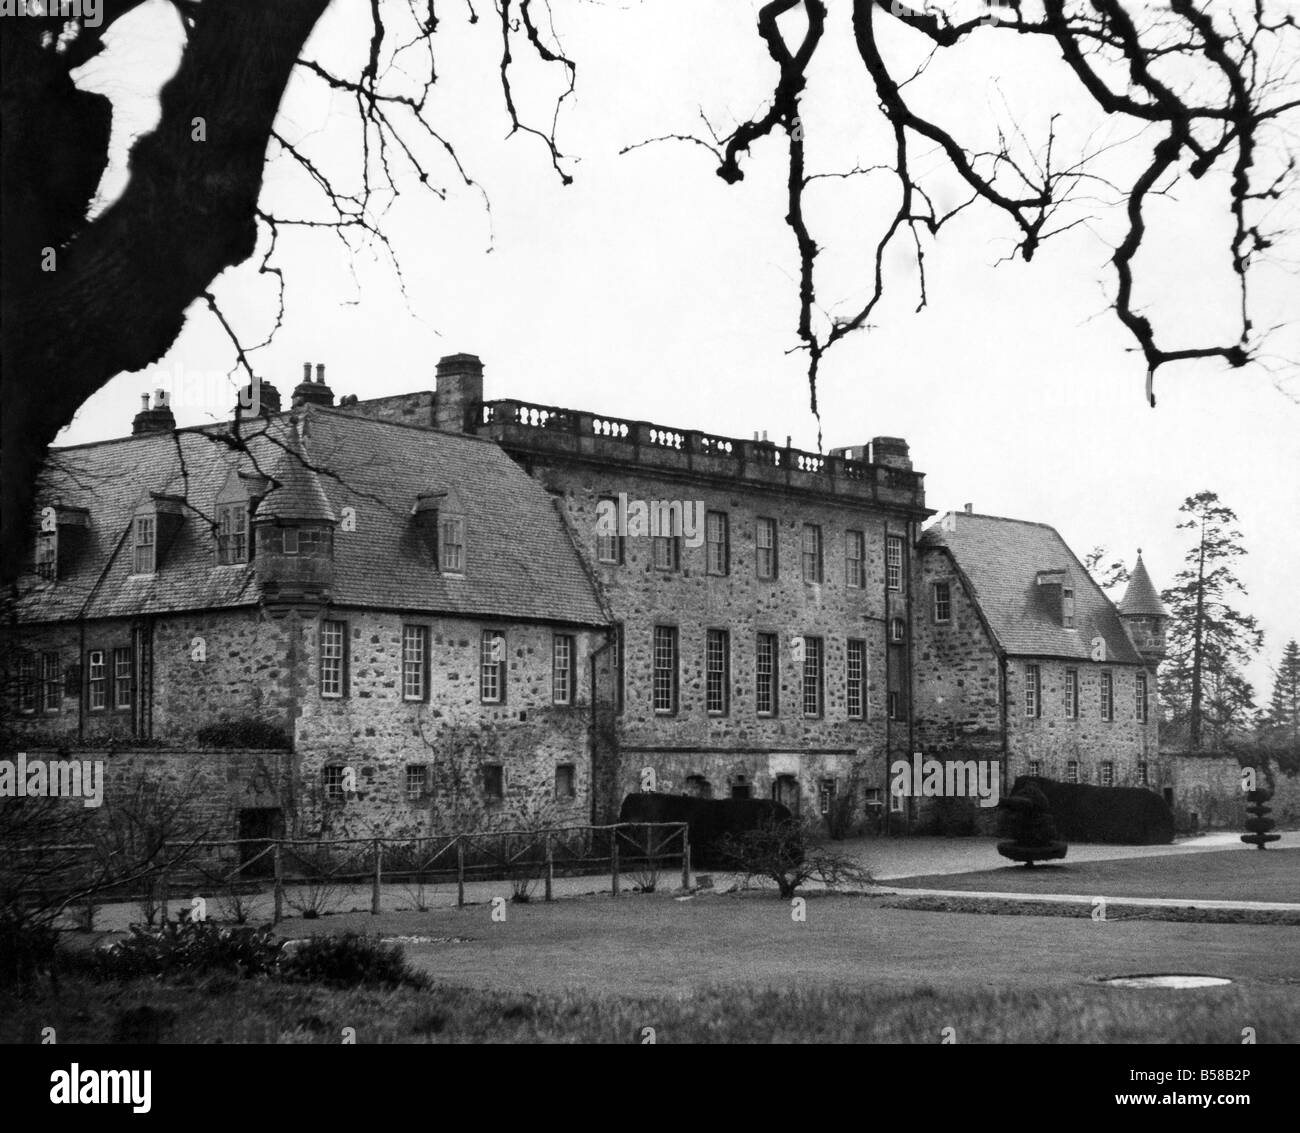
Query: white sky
[[61, 0, 1300, 698]]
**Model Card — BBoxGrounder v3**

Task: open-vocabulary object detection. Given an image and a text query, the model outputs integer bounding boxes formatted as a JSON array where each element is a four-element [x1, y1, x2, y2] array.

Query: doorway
[[238, 807, 284, 877]]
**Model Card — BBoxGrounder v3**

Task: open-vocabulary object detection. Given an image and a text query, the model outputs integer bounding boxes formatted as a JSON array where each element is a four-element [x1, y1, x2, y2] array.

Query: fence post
[[272, 841, 284, 926], [680, 824, 691, 891], [371, 838, 382, 916], [544, 832, 554, 903], [611, 826, 620, 898], [456, 836, 465, 908]]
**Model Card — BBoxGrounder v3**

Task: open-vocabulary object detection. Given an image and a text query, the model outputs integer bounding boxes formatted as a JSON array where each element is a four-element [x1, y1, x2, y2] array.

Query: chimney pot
[[140, 394, 150, 411], [303, 362, 312, 383], [316, 363, 326, 384], [964, 502, 973, 514]]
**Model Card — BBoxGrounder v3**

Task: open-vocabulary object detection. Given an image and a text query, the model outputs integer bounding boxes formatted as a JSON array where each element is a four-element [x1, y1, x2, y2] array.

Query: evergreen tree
[[1261, 640, 1300, 773], [1160, 492, 1262, 750]]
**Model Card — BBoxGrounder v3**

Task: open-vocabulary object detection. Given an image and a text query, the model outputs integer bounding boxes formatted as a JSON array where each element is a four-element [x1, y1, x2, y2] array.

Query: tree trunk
[[1189, 513, 1207, 749], [1, 0, 332, 583]]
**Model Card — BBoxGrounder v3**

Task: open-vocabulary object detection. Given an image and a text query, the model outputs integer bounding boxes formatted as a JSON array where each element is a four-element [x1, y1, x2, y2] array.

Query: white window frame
[[553, 634, 575, 706], [756, 517, 777, 579], [933, 581, 952, 623], [886, 536, 903, 591], [706, 511, 729, 576], [845, 530, 865, 589], [320, 620, 346, 698], [756, 632, 777, 717], [87, 650, 106, 711], [705, 629, 729, 715], [480, 630, 506, 704], [401, 625, 427, 702]]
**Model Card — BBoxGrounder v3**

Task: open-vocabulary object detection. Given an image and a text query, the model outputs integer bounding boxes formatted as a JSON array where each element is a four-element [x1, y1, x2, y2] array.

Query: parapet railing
[[475, 399, 924, 500]]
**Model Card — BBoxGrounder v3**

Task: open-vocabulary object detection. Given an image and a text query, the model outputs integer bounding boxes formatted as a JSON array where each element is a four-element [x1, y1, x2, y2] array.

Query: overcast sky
[[61, 0, 1299, 697]]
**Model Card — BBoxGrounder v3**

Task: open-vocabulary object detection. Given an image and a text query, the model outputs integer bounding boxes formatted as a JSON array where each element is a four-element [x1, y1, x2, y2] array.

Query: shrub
[[715, 817, 871, 898], [996, 782, 1068, 866], [278, 933, 428, 989], [91, 917, 282, 981], [194, 718, 291, 749], [1003, 776, 1173, 845], [0, 915, 58, 989]]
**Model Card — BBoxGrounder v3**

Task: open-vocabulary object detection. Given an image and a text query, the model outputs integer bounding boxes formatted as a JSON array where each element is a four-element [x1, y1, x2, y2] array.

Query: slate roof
[[19, 408, 608, 628], [1118, 554, 1168, 618], [919, 512, 1144, 665]]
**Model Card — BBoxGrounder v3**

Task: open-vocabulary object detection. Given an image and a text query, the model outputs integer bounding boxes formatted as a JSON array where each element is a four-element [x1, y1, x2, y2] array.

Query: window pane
[[441, 516, 465, 572], [1065, 669, 1078, 718], [756, 518, 777, 579], [847, 639, 864, 719], [553, 634, 574, 705], [114, 648, 133, 709], [706, 629, 728, 714], [1025, 664, 1039, 718], [320, 621, 346, 697], [801, 525, 823, 582], [756, 633, 777, 716], [802, 636, 823, 717], [934, 582, 951, 622], [706, 512, 729, 576], [88, 650, 105, 710], [402, 625, 426, 701], [481, 631, 504, 702], [653, 626, 677, 713], [886, 536, 903, 590], [845, 530, 865, 588]]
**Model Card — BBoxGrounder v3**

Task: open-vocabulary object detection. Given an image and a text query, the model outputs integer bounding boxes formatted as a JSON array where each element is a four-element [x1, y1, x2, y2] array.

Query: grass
[[890, 847, 1300, 902], [3, 975, 1297, 1043], [884, 895, 1300, 926]]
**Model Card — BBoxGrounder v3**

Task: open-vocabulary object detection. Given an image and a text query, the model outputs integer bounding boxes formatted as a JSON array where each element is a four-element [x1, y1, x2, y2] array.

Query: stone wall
[[1168, 752, 1300, 832], [519, 456, 919, 829]]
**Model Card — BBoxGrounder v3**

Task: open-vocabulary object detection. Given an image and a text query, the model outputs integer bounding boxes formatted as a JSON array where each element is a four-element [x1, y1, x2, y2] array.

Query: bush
[[618, 793, 796, 870], [716, 817, 871, 898], [0, 915, 58, 989], [194, 718, 291, 749], [1003, 776, 1173, 845], [91, 917, 282, 981], [278, 933, 428, 989]]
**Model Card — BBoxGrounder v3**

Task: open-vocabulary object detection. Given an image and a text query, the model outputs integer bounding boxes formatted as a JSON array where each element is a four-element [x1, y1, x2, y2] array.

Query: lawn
[[889, 846, 1300, 902], [4, 974, 1298, 1044]]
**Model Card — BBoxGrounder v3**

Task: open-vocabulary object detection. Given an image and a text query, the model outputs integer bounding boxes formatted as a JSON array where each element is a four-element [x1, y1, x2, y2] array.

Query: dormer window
[[216, 502, 249, 564], [440, 514, 465, 573], [133, 516, 156, 574], [34, 533, 57, 581], [1062, 586, 1076, 629]]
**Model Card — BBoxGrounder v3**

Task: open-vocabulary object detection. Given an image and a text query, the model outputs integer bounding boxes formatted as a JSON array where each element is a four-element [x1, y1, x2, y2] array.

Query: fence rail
[[10, 822, 691, 926]]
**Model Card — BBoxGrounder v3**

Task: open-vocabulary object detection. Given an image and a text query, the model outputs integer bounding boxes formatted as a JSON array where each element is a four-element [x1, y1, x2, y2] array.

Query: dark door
[[772, 774, 800, 817], [238, 808, 283, 877]]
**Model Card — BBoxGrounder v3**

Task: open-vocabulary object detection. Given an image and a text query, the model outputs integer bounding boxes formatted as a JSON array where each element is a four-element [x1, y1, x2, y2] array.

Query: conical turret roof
[[254, 414, 337, 524], [1119, 553, 1167, 618]]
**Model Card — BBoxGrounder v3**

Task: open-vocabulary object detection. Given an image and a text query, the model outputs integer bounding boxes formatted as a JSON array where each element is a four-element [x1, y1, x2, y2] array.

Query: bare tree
[[5, 1, 1297, 577]]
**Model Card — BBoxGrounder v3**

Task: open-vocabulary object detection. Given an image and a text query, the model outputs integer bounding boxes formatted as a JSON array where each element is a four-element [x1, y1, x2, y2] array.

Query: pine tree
[[1261, 640, 1300, 772], [1160, 492, 1263, 750]]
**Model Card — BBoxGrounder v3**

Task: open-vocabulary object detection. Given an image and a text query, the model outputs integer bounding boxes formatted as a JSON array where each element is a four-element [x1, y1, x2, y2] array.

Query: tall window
[[1025, 664, 1041, 718], [1066, 760, 1080, 784], [801, 524, 823, 583], [651, 532, 680, 571], [1138, 762, 1150, 787], [401, 625, 428, 702], [846, 639, 865, 720], [933, 581, 952, 623], [1135, 671, 1148, 723], [483, 763, 504, 800], [1101, 761, 1115, 787], [1100, 670, 1114, 721], [41, 652, 60, 713], [886, 535, 904, 591], [216, 502, 249, 564], [652, 626, 678, 713], [480, 630, 506, 704], [440, 515, 465, 573], [553, 634, 575, 705], [889, 617, 906, 643], [802, 635, 823, 718], [756, 632, 778, 716], [888, 690, 900, 721], [320, 620, 347, 698], [555, 763, 576, 800], [706, 511, 729, 576], [613, 621, 625, 714], [17, 653, 35, 713], [133, 515, 156, 574], [706, 629, 729, 715], [1062, 586, 1076, 629], [113, 647, 133, 710], [756, 517, 777, 579], [87, 650, 106, 711], [845, 530, 865, 589], [595, 497, 623, 564], [1065, 668, 1079, 719]]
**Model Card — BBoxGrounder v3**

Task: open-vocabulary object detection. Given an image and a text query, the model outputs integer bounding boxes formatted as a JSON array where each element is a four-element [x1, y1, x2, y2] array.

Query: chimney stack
[[964, 502, 973, 514], [132, 389, 176, 436], [434, 353, 484, 434], [292, 361, 334, 409]]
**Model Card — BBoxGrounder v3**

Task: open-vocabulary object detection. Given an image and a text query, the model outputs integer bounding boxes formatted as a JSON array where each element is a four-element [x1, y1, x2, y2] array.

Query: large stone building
[[3, 353, 1168, 839]]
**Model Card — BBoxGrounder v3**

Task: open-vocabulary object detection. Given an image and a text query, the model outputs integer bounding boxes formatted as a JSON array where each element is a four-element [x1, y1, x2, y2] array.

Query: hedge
[[1001, 776, 1173, 845], [618, 793, 796, 869]]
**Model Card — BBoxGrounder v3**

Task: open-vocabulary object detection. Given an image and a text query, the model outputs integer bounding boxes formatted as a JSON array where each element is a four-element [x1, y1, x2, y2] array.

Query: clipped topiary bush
[[618, 793, 797, 870], [997, 782, 1068, 866], [1004, 776, 1174, 845]]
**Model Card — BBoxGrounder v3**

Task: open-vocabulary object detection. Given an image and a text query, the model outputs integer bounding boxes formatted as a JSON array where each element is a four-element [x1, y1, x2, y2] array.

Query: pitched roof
[[19, 408, 607, 628], [1118, 554, 1167, 618], [919, 512, 1144, 665]]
